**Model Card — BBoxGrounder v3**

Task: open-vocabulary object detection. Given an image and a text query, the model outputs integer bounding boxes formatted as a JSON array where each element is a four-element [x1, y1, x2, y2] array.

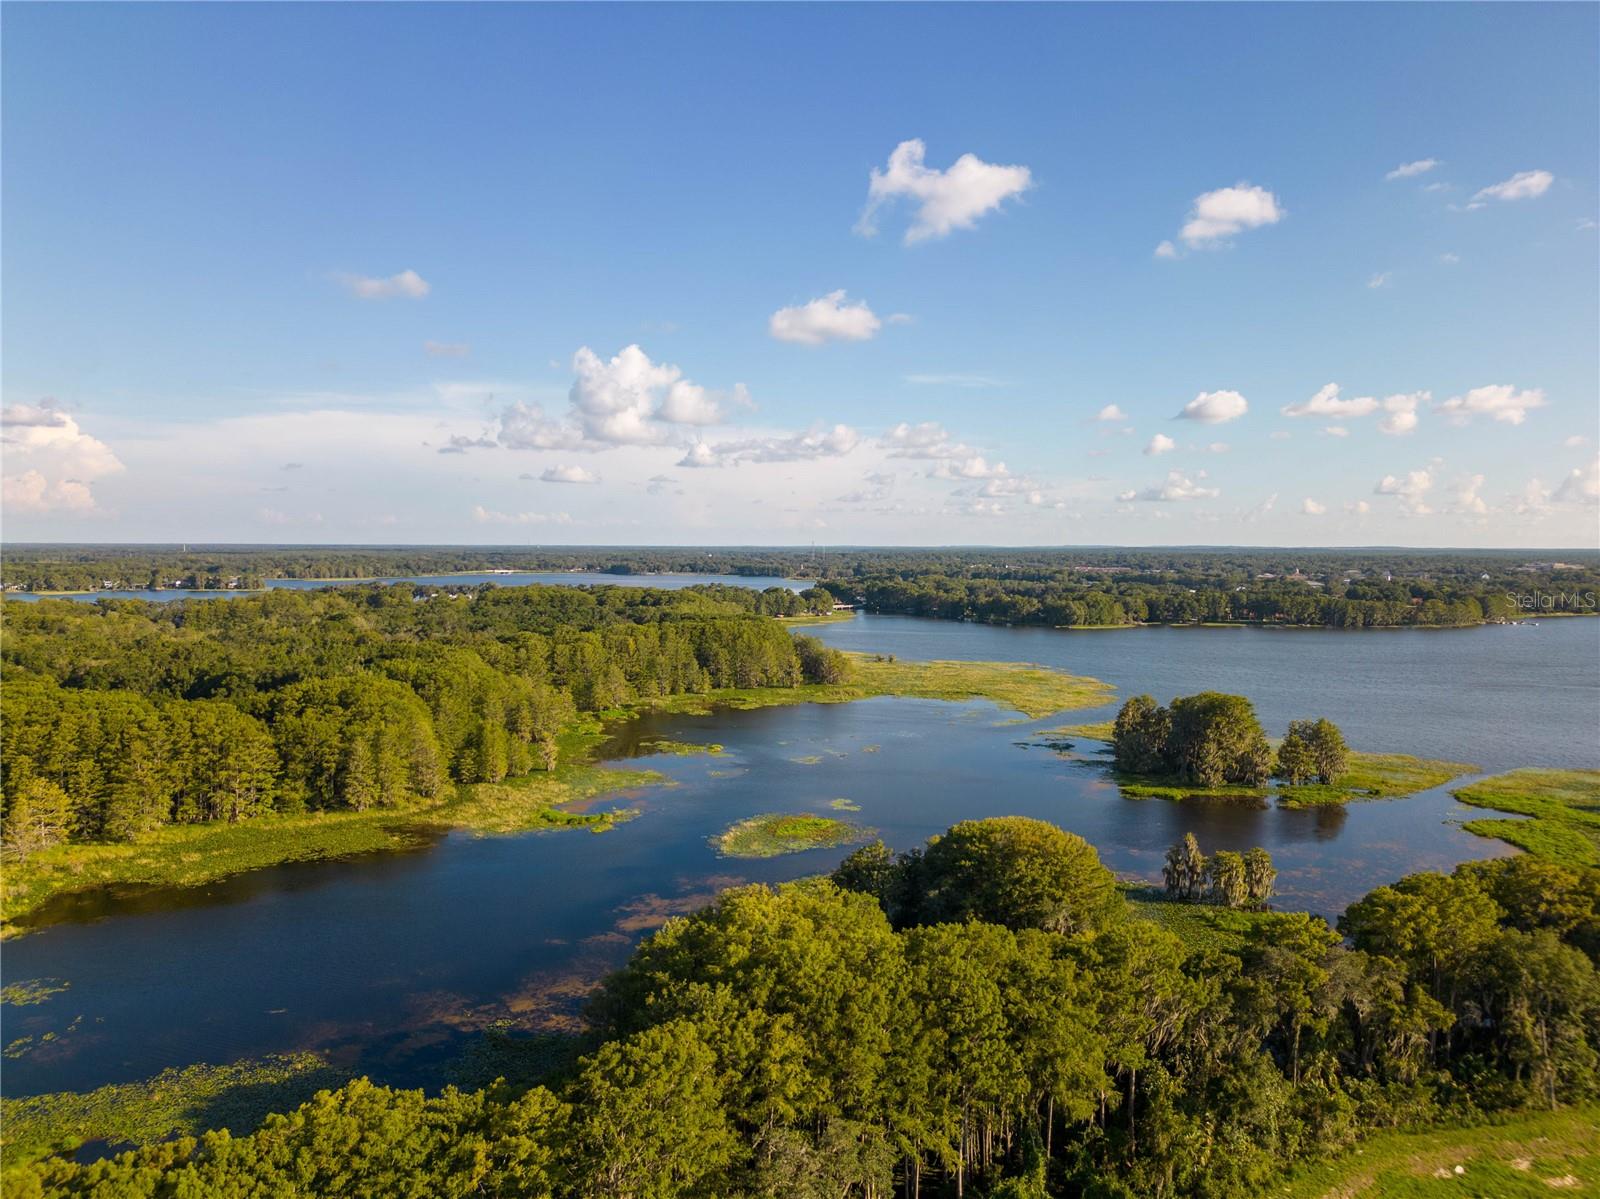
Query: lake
[[5, 572, 815, 604], [2, 614, 1595, 1100]]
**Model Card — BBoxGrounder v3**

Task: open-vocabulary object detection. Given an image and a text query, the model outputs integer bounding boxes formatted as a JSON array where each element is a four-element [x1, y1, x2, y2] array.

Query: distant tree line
[[0, 585, 848, 857], [15, 817, 1598, 1198]]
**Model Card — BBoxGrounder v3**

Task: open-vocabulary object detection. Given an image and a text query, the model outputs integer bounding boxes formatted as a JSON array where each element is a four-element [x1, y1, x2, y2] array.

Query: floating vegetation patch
[[713, 813, 870, 859], [828, 798, 862, 811], [0, 979, 69, 1007], [637, 738, 724, 757]]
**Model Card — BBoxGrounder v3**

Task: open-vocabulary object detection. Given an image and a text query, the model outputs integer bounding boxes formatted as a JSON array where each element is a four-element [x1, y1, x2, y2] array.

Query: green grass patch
[[635, 738, 724, 757], [0, 1054, 343, 1170], [1277, 1105, 1600, 1198], [828, 798, 861, 811], [1276, 752, 1480, 808], [1452, 769, 1600, 867], [1123, 886, 1278, 953], [1114, 774, 1268, 804], [713, 813, 869, 859], [1039, 720, 1115, 742], [777, 611, 857, 626], [639, 654, 1112, 723]]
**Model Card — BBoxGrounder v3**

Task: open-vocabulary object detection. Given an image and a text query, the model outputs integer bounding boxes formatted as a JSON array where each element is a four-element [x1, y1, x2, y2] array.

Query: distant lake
[[5, 571, 815, 603], [7, 615, 1592, 1100]]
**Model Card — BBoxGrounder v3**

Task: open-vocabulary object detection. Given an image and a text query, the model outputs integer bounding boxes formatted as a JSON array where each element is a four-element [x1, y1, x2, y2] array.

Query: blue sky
[[3, 3, 1596, 546]]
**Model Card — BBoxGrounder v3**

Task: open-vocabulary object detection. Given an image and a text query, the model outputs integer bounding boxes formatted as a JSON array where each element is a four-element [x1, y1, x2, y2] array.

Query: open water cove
[[3, 616, 1596, 1099]]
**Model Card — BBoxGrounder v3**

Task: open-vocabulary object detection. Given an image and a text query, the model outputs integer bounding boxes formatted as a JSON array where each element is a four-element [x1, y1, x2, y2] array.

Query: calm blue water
[[6, 572, 813, 603], [2, 615, 1593, 1100]]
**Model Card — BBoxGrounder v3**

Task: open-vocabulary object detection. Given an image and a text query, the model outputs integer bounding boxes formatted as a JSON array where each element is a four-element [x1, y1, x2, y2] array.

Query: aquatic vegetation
[[1275, 752, 1480, 808], [0, 1054, 340, 1169], [713, 813, 869, 858], [0, 979, 69, 1007], [828, 798, 861, 811], [1454, 768, 1600, 867]]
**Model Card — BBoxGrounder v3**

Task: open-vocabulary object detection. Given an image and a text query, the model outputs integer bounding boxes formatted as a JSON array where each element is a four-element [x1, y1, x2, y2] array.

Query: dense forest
[[9, 817, 1597, 1197], [0, 584, 843, 853], [4, 544, 1593, 629]]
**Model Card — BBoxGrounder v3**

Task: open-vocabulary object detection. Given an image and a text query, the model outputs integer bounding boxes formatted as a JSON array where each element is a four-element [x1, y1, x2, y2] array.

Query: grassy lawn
[[0, 1054, 343, 1170], [1276, 1106, 1600, 1198], [713, 813, 869, 858], [1453, 768, 1600, 867], [1276, 752, 1480, 808]]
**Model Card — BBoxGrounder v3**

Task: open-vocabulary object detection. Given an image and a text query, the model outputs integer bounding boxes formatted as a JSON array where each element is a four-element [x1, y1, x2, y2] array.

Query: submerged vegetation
[[713, 812, 867, 858], [1455, 768, 1600, 867]]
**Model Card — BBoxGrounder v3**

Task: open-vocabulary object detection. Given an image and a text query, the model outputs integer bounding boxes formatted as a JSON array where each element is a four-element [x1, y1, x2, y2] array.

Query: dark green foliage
[[18, 832, 1600, 1198], [1278, 718, 1350, 785], [0, 586, 829, 849], [1112, 692, 1273, 787]]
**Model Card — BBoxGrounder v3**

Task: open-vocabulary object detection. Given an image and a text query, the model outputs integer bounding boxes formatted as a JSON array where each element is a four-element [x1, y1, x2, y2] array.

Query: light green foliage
[[0, 979, 69, 1007], [713, 812, 867, 858], [1277, 751, 1480, 808], [913, 816, 1123, 934], [1277, 717, 1349, 784], [1453, 768, 1600, 867]]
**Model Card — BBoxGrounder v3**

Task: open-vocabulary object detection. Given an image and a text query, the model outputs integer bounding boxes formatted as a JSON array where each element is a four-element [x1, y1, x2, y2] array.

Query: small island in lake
[[713, 812, 870, 858]]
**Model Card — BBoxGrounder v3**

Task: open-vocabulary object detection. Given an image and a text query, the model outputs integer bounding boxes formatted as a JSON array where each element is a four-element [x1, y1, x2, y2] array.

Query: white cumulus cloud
[[678, 424, 860, 468], [1097, 404, 1128, 422], [1472, 170, 1553, 203], [856, 139, 1032, 244], [538, 465, 600, 485], [1165, 183, 1284, 252], [1, 401, 124, 513], [1119, 470, 1219, 503], [337, 269, 430, 300], [1374, 467, 1435, 514], [769, 291, 883, 345], [1144, 433, 1176, 456], [1175, 390, 1249, 424], [1438, 384, 1546, 426], [470, 506, 572, 525], [1386, 159, 1439, 180], [1282, 383, 1379, 420], [1301, 497, 1327, 515], [1378, 392, 1428, 436], [1555, 456, 1600, 505]]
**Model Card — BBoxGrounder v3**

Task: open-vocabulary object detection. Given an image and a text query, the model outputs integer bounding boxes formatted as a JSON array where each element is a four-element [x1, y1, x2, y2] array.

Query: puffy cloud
[[1378, 392, 1427, 436], [424, 340, 470, 357], [1, 400, 123, 513], [337, 269, 429, 300], [1282, 383, 1378, 420], [1322, 426, 1349, 438], [857, 139, 1032, 244], [496, 346, 747, 451], [1119, 470, 1219, 502], [1438, 384, 1546, 426], [678, 424, 860, 468], [1097, 404, 1128, 422], [471, 505, 572, 525], [1345, 500, 1371, 515], [936, 455, 1010, 480], [498, 401, 583, 451], [1144, 433, 1176, 456], [1166, 183, 1284, 251], [769, 291, 882, 345], [1472, 170, 1553, 203], [1555, 456, 1600, 505], [1374, 467, 1435, 514], [1450, 474, 1488, 517], [1386, 159, 1439, 180], [438, 433, 499, 454], [1175, 390, 1248, 424], [879, 421, 977, 461], [1301, 497, 1327, 515], [537, 465, 600, 484]]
